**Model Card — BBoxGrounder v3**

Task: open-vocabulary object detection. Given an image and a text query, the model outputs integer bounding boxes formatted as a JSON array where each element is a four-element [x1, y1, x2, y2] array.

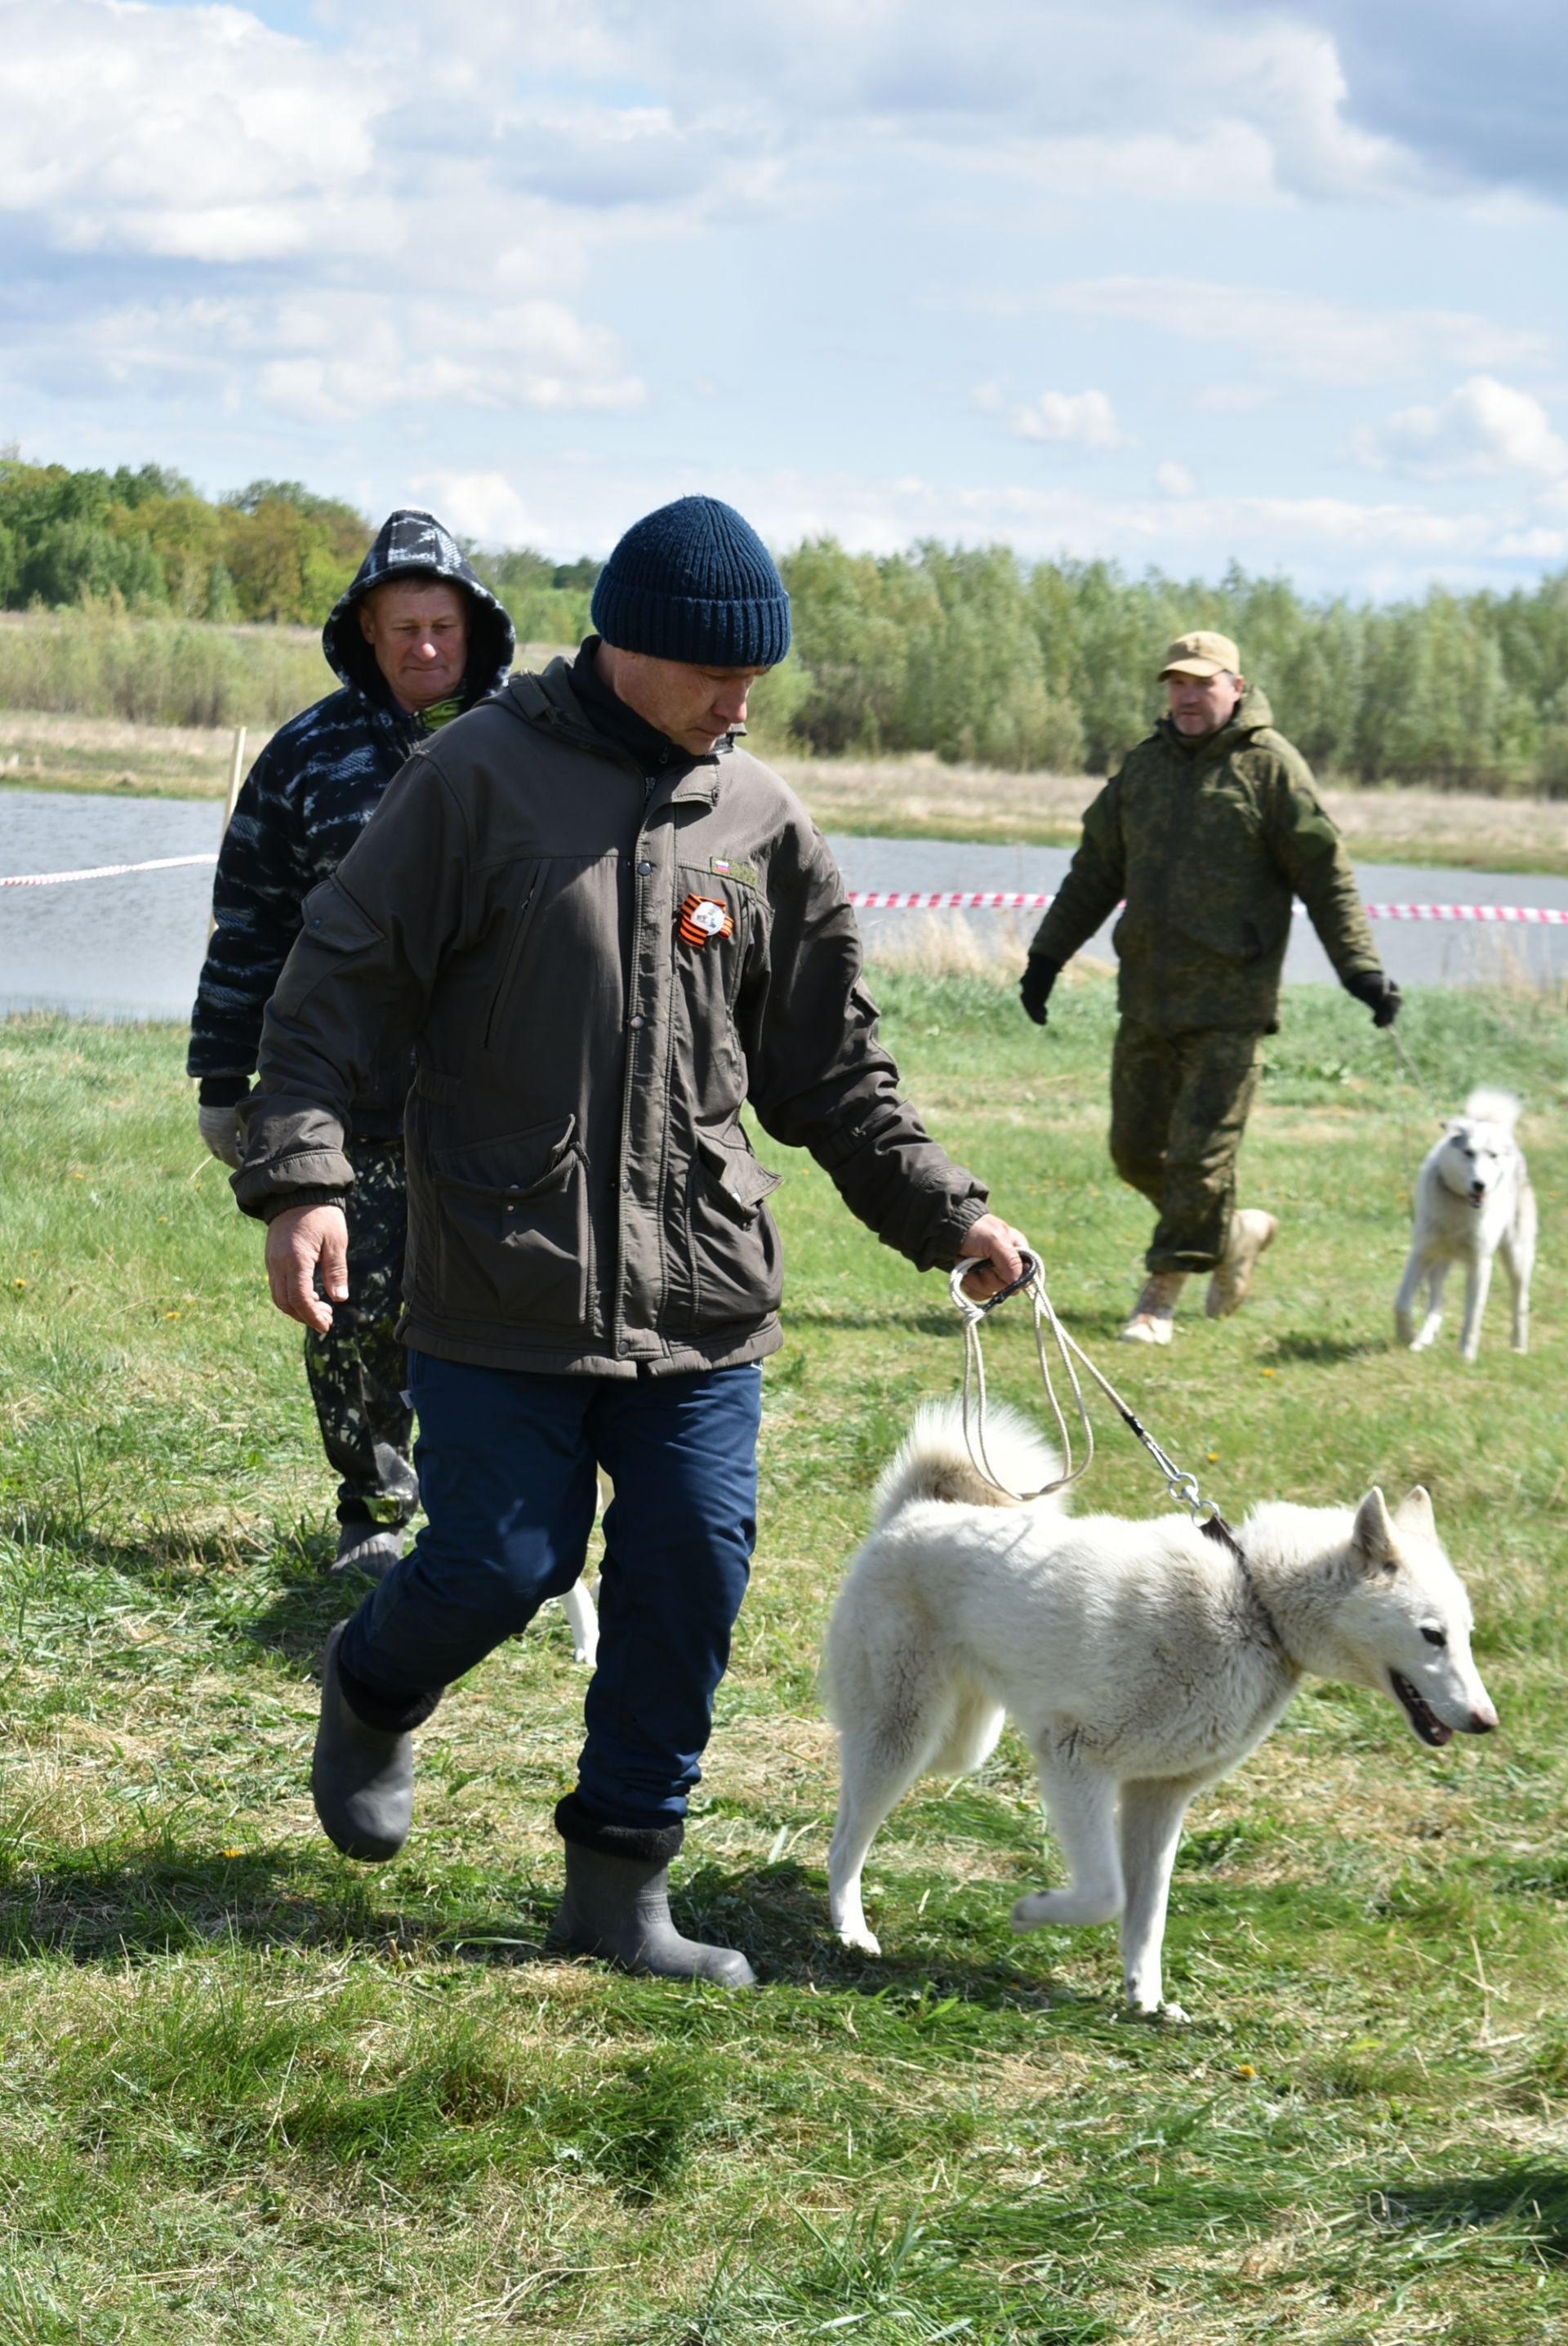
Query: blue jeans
[[337, 1353, 763, 1830]]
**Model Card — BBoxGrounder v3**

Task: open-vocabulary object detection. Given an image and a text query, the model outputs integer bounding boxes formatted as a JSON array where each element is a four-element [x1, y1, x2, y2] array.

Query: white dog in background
[[823, 1401, 1496, 2018], [1395, 1089, 1535, 1364], [555, 1468, 613, 1668]]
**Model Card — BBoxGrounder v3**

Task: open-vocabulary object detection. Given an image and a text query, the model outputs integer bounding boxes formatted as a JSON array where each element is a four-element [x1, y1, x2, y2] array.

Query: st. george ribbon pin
[[678, 893, 735, 948]]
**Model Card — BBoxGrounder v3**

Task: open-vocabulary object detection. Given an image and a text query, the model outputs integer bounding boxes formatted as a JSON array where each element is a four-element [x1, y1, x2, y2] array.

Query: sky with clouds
[[4, 0, 1568, 596]]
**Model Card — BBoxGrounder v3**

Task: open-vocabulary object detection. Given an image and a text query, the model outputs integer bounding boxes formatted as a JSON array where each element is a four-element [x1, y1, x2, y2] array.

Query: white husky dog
[[1395, 1089, 1535, 1364], [824, 1402, 1496, 2017]]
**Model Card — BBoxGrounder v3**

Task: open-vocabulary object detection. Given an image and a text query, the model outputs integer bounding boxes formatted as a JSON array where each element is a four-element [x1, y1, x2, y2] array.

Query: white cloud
[[1490, 526, 1568, 560], [410, 471, 542, 546], [2, 0, 1566, 609], [78, 290, 644, 423], [488, 1, 1436, 207], [421, 452, 1548, 593], [257, 302, 645, 423], [977, 384, 1129, 451], [1352, 375, 1568, 480], [999, 276, 1553, 389], [1, 1, 384, 261]]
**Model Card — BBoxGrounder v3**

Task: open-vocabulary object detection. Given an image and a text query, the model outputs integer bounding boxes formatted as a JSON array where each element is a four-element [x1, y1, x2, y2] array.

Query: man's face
[[1165, 668, 1244, 738], [600, 645, 768, 755], [359, 579, 470, 712]]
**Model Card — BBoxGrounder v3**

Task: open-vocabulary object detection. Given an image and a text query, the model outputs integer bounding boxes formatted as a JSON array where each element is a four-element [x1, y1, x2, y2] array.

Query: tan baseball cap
[[1159, 629, 1240, 681]]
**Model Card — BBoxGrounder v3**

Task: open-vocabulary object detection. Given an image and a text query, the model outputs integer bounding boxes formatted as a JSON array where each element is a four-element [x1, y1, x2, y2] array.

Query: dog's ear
[[1392, 1486, 1436, 1541], [1352, 1487, 1398, 1570]]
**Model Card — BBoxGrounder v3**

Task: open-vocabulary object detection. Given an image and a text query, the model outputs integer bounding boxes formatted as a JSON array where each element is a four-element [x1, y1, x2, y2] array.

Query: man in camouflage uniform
[[189, 510, 515, 1572], [1019, 629, 1401, 1347]]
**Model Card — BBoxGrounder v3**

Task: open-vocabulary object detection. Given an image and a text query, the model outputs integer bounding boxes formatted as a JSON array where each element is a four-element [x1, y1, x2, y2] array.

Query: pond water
[[4, 788, 1567, 1022], [2, 792, 224, 1021]]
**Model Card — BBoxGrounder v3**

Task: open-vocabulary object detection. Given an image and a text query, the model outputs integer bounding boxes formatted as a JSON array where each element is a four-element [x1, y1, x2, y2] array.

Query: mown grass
[[1, 975, 1566, 2342]]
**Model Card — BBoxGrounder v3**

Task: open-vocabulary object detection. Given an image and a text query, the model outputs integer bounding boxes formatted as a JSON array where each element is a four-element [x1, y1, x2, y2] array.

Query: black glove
[[1347, 971, 1401, 1028], [1019, 954, 1060, 1027]]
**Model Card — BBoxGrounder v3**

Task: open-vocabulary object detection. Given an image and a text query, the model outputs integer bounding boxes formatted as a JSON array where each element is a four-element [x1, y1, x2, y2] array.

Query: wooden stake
[[207, 725, 248, 940], [221, 725, 248, 832]]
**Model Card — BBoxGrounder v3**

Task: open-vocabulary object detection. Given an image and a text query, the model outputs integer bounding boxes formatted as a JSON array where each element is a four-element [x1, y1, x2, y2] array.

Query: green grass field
[[1, 975, 1566, 2344]]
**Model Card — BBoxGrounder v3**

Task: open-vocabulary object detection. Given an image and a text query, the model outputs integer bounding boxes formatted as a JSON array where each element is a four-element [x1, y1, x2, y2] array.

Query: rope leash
[[947, 1253, 1288, 1649], [1383, 1018, 1446, 1121], [949, 1251, 1222, 1521], [948, 1252, 1096, 1503]]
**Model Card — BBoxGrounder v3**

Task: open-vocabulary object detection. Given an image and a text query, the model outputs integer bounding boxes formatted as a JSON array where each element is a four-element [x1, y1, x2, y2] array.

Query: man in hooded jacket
[[1019, 631, 1401, 1347], [189, 510, 515, 1576]]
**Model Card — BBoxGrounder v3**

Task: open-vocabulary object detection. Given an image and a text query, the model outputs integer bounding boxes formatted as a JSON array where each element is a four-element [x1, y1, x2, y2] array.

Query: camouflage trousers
[[302, 1139, 418, 1530], [1109, 1020, 1264, 1277]]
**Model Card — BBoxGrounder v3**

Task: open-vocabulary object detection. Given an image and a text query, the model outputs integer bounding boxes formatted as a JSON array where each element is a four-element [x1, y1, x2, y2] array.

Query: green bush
[[0, 607, 334, 729], [8, 452, 1568, 786]]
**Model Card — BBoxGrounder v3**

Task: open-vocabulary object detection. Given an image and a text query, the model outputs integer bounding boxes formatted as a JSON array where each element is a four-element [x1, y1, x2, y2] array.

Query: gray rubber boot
[[547, 1836, 757, 1987], [331, 1523, 403, 1581], [310, 1624, 414, 1862]]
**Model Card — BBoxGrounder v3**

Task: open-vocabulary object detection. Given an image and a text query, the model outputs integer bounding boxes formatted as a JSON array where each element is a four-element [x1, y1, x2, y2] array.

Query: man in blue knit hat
[[233, 494, 1028, 1986]]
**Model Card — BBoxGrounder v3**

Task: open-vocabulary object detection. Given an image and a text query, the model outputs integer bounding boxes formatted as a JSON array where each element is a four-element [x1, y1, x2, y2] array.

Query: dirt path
[[0, 712, 275, 799], [6, 711, 1568, 875], [775, 754, 1568, 875]]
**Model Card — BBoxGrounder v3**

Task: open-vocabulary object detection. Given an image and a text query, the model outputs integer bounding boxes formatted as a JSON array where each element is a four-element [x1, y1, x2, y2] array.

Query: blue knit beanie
[[590, 495, 791, 667]]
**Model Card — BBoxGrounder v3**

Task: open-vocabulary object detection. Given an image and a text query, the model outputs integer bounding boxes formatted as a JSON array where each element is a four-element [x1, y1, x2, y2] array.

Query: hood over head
[[321, 508, 515, 711]]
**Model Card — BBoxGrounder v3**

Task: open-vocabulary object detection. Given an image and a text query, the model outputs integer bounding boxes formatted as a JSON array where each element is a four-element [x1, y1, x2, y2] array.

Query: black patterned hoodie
[[188, 510, 514, 1132]]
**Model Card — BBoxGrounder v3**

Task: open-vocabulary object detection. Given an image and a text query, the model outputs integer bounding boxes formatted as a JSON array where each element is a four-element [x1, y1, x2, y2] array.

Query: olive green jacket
[[1030, 689, 1382, 1033], [233, 660, 987, 1376]]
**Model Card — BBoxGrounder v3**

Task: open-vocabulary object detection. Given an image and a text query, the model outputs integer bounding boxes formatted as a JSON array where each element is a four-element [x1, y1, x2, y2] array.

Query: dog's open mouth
[[1468, 1184, 1486, 1208], [1390, 1670, 1454, 1746]]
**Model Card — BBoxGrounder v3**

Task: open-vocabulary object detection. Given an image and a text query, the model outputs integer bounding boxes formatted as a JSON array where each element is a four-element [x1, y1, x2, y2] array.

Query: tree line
[[5, 457, 1568, 788]]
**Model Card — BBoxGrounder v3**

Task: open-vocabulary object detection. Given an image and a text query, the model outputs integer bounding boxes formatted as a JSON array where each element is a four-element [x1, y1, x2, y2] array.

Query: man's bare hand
[[265, 1202, 350, 1333], [956, 1213, 1031, 1301]]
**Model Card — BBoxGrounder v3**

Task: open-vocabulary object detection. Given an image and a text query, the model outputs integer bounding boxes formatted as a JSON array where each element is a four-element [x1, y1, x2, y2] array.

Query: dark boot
[[331, 1523, 403, 1581], [311, 1624, 414, 1862], [547, 1799, 756, 1987]]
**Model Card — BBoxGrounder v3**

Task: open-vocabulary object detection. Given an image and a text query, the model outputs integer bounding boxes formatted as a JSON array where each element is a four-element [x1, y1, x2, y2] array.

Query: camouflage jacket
[[1030, 687, 1382, 1033], [186, 510, 514, 1134], [231, 657, 989, 1379]]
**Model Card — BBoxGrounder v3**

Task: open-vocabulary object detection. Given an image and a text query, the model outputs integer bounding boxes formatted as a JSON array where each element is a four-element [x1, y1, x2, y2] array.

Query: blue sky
[[4, 0, 1567, 595]]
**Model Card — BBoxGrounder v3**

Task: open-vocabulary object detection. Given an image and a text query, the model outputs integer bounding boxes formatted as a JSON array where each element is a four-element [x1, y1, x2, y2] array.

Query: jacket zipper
[[609, 777, 662, 1356], [481, 878, 538, 1050]]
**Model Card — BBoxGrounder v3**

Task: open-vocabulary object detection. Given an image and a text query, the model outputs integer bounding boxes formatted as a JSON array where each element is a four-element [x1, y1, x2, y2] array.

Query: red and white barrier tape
[[1359, 900, 1568, 925], [0, 852, 219, 890], [844, 888, 1568, 926], [3, 858, 1568, 930]]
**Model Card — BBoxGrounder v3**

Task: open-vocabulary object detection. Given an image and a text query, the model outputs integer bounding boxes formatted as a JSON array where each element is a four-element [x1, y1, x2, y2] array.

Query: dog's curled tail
[[871, 1397, 1065, 1526], [1463, 1086, 1521, 1131]]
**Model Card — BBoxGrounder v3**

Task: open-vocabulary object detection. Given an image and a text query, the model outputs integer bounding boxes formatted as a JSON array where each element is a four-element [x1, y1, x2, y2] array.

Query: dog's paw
[[836, 1925, 881, 1957], [1013, 1892, 1089, 1932], [1118, 1998, 1190, 2027]]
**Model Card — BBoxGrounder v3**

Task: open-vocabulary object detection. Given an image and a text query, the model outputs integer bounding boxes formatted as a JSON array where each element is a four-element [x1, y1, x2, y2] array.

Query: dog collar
[[1201, 1514, 1291, 1663]]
